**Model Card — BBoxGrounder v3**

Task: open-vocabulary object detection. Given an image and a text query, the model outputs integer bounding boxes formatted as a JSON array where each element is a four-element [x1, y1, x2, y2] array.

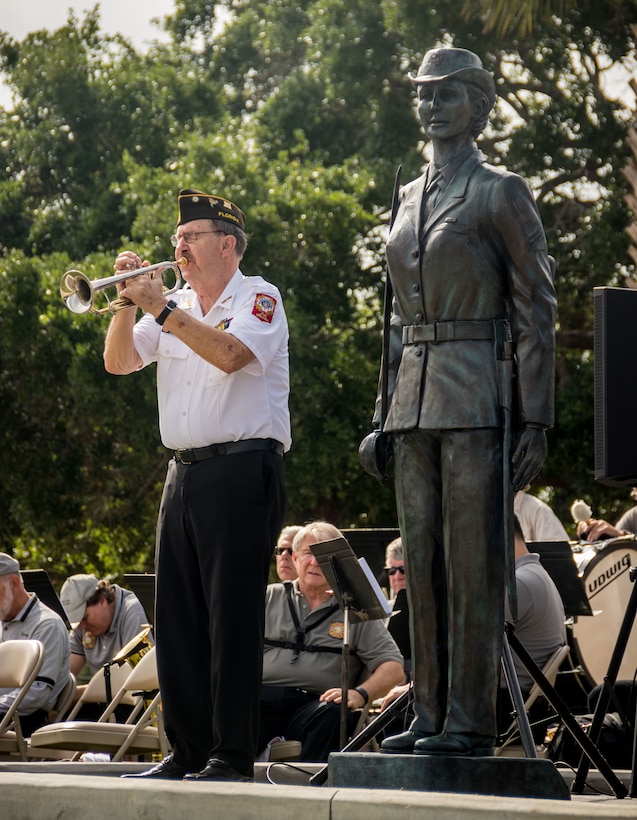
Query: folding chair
[[47, 673, 77, 724], [26, 664, 137, 760], [65, 662, 134, 721], [0, 639, 45, 759], [496, 644, 571, 757], [23, 673, 78, 761], [266, 739, 302, 761], [30, 647, 169, 762]]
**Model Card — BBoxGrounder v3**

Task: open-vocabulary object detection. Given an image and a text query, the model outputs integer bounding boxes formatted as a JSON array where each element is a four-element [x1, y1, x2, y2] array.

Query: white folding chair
[[30, 647, 169, 762], [0, 639, 45, 759], [496, 644, 571, 756]]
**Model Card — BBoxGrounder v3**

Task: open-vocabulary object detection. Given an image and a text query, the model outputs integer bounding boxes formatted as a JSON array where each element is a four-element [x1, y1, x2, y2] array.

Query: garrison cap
[[178, 189, 246, 230]]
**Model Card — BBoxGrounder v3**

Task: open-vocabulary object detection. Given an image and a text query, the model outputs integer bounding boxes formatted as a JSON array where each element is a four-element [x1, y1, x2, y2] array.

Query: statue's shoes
[[380, 729, 435, 754], [414, 732, 495, 757]]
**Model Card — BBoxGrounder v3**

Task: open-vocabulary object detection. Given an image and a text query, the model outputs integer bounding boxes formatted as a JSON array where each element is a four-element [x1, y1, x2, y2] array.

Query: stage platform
[[0, 761, 633, 820]]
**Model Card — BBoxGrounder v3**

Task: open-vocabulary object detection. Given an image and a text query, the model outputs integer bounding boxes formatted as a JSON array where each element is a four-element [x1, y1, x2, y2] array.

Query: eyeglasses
[[170, 230, 227, 247], [385, 566, 405, 576], [275, 547, 293, 556]]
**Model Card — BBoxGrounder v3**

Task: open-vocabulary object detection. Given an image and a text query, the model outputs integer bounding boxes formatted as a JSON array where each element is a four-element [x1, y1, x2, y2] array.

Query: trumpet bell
[[112, 626, 154, 668], [60, 270, 94, 315]]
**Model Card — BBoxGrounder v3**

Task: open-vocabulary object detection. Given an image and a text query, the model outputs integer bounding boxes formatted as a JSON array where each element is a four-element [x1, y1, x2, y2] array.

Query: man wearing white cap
[[0, 553, 71, 735], [60, 574, 150, 678]]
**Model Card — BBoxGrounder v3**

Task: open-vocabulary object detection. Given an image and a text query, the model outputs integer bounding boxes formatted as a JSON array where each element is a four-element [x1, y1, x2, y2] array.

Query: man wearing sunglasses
[[384, 537, 406, 600], [274, 525, 301, 582]]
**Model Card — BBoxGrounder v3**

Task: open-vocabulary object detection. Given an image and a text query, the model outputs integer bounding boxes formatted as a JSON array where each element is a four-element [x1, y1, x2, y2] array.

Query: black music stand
[[123, 573, 156, 626], [530, 541, 592, 618], [311, 537, 392, 749], [387, 588, 411, 664], [21, 569, 70, 628]]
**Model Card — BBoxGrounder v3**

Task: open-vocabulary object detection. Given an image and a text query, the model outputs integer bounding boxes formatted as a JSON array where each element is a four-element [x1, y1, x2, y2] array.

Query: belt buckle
[[433, 321, 453, 343], [176, 450, 193, 465]]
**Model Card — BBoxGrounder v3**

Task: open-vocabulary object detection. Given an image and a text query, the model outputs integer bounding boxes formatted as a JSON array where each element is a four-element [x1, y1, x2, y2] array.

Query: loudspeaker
[[594, 287, 637, 486]]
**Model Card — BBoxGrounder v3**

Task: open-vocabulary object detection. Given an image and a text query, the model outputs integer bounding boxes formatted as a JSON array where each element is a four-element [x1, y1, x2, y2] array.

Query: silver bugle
[[60, 257, 188, 316]]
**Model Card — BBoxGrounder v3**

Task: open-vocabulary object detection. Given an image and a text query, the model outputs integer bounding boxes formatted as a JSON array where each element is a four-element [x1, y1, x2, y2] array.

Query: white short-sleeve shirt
[[133, 269, 291, 452]]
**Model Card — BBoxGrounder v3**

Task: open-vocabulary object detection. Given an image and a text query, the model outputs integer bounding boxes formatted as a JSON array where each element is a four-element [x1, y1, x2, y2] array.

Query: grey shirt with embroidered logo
[[69, 585, 150, 675], [262, 580, 403, 694]]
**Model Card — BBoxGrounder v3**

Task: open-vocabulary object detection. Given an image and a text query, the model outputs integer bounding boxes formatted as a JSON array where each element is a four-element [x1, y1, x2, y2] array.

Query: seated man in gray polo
[[259, 521, 405, 762], [60, 574, 151, 681], [0, 553, 71, 735], [497, 516, 567, 742]]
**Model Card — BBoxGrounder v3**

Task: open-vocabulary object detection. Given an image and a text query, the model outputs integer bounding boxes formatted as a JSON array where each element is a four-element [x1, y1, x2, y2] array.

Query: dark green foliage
[[0, 2, 634, 582]]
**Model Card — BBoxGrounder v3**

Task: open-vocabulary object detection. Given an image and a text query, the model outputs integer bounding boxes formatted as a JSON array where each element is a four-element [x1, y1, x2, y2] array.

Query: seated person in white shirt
[[0, 553, 71, 736], [514, 487, 570, 542], [260, 521, 404, 762]]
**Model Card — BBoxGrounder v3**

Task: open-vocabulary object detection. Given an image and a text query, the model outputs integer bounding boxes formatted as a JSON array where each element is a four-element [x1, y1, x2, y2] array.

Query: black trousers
[[258, 685, 358, 762], [1, 708, 48, 737], [155, 449, 286, 776]]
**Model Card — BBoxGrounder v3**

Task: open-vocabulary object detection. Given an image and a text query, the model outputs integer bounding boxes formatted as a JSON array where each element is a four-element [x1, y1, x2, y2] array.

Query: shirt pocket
[[156, 333, 189, 390]]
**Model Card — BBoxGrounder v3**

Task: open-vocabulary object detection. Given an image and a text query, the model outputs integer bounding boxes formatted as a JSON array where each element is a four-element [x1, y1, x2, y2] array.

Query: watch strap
[[355, 686, 369, 705], [156, 299, 177, 326]]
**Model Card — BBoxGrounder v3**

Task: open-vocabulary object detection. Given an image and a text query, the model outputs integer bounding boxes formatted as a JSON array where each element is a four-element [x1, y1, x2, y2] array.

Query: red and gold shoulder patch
[[252, 293, 277, 323]]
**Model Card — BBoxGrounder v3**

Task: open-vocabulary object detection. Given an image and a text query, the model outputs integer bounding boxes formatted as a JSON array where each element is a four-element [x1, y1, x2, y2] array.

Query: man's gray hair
[[385, 537, 403, 564], [211, 218, 248, 258], [292, 521, 343, 552]]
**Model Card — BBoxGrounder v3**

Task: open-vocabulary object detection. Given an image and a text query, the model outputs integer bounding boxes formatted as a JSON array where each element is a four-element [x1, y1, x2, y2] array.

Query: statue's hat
[[409, 48, 496, 109]]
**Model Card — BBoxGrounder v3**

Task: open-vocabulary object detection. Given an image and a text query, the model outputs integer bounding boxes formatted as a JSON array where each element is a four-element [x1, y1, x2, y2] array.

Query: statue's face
[[417, 79, 477, 142]]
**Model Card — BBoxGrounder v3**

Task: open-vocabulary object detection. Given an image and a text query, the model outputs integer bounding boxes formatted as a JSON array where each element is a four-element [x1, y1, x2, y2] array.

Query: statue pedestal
[[326, 752, 570, 800]]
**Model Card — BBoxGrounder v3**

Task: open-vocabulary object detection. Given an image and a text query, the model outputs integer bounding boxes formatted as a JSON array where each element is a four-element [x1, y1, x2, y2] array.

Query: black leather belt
[[402, 320, 501, 345], [173, 438, 283, 465]]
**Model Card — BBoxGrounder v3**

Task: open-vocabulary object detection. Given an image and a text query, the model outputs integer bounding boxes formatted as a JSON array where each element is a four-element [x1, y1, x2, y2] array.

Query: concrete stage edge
[[0, 762, 633, 820]]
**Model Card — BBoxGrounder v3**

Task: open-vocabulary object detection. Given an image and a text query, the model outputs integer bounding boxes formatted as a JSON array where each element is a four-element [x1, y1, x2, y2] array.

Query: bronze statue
[[361, 47, 556, 756]]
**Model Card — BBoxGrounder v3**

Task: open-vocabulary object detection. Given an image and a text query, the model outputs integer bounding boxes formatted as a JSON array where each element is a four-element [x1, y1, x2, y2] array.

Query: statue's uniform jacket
[[379, 148, 557, 737], [383, 149, 556, 433]]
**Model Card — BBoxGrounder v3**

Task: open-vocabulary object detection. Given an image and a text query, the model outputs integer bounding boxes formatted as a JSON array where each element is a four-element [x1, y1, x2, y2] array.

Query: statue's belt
[[402, 319, 509, 346]]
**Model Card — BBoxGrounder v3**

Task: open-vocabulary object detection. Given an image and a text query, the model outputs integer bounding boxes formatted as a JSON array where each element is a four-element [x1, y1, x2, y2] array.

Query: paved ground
[[0, 760, 633, 820]]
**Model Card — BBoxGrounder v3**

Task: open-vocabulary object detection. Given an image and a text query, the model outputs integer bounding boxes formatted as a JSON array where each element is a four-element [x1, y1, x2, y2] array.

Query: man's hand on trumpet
[[114, 252, 169, 317]]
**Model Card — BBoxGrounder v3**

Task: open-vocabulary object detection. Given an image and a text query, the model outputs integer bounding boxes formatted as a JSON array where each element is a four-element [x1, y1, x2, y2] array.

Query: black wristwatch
[[155, 299, 178, 326]]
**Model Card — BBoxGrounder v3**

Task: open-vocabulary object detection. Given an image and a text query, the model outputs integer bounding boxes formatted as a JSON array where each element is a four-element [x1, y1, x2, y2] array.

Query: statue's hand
[[511, 427, 547, 492], [359, 430, 393, 485]]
